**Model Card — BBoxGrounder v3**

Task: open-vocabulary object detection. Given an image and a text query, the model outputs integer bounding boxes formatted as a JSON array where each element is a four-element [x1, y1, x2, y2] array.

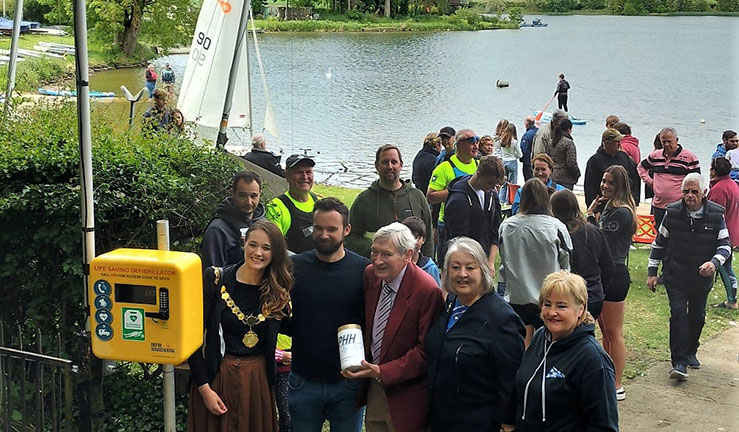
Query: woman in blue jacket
[[426, 237, 525, 432], [515, 270, 618, 432]]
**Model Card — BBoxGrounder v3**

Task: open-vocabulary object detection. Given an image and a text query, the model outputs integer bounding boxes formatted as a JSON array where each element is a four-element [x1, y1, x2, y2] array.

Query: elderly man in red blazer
[[343, 222, 443, 432]]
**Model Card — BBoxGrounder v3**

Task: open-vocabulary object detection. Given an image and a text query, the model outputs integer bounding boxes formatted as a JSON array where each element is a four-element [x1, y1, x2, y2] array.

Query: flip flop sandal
[[714, 301, 739, 309]]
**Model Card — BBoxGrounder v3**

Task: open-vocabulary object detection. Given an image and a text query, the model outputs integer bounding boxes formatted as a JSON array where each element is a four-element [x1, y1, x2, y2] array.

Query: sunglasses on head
[[459, 135, 480, 144]]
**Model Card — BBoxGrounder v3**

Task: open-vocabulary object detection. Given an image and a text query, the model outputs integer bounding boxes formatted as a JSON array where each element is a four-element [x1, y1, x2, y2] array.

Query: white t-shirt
[[494, 138, 523, 162], [726, 149, 739, 170], [472, 186, 485, 209]]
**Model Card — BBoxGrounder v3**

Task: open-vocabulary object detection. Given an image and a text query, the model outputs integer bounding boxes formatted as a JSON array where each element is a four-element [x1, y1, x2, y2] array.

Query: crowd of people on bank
[[185, 116, 739, 432], [141, 63, 187, 135]]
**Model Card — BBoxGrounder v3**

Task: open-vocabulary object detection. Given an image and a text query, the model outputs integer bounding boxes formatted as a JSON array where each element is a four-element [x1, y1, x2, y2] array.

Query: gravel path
[[618, 325, 739, 431]]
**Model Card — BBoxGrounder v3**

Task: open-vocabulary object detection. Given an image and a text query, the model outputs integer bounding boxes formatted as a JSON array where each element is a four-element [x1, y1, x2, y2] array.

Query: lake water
[[88, 15, 739, 188]]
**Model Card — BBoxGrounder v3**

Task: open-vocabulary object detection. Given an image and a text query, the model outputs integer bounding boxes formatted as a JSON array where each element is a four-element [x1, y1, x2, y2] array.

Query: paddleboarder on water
[[555, 74, 570, 112]]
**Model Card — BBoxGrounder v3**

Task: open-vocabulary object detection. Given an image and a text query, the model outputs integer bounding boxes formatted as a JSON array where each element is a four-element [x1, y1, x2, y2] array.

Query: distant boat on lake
[[520, 18, 548, 28]]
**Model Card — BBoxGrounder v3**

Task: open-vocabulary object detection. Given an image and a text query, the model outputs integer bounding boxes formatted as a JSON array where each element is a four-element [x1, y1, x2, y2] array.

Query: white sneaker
[[616, 387, 626, 401]]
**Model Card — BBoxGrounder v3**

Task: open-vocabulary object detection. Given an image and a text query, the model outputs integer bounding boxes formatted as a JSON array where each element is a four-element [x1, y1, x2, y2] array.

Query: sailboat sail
[[249, 8, 279, 139], [177, 0, 251, 128]]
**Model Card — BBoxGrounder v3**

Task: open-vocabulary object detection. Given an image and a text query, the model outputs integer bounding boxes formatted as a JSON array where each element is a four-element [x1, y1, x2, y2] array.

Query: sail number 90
[[191, 32, 212, 66]]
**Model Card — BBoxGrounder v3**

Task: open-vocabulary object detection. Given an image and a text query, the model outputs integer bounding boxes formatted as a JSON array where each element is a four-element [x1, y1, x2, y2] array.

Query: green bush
[[453, 7, 482, 25], [623, 0, 646, 14], [717, 0, 739, 11], [0, 101, 242, 426], [346, 9, 363, 20], [0, 57, 70, 94], [103, 363, 189, 431], [508, 6, 525, 25]]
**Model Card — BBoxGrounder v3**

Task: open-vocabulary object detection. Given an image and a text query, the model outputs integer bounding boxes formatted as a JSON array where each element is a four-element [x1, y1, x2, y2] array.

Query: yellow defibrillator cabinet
[[89, 249, 203, 364]]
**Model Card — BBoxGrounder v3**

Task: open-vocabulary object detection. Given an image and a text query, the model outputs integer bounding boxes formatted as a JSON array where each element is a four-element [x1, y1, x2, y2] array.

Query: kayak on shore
[[535, 111, 587, 125], [39, 88, 116, 98]]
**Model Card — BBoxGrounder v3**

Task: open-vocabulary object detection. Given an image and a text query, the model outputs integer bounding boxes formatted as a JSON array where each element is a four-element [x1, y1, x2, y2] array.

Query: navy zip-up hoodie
[[443, 175, 501, 259], [201, 197, 265, 269], [515, 324, 619, 432]]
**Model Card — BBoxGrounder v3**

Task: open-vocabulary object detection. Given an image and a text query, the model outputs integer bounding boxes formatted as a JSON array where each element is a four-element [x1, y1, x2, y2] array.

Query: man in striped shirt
[[638, 127, 701, 229], [646, 173, 731, 381]]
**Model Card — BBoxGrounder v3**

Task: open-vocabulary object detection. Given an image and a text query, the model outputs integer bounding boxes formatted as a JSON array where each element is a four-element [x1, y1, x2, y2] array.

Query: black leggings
[[558, 93, 568, 112]]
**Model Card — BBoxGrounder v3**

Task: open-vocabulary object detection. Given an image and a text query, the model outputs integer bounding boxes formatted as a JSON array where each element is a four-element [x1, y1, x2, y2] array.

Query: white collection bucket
[[337, 324, 365, 372]]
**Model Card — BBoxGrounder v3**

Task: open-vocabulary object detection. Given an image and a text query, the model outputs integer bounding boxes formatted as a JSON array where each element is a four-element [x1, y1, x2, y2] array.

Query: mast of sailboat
[[3, 0, 23, 116], [215, 0, 253, 149]]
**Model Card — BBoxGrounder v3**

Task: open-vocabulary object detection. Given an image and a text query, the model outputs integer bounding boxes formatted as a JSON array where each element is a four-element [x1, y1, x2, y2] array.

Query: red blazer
[[359, 262, 443, 432]]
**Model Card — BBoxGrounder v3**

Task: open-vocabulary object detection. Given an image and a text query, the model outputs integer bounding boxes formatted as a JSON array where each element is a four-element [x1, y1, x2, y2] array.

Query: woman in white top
[[494, 122, 523, 203]]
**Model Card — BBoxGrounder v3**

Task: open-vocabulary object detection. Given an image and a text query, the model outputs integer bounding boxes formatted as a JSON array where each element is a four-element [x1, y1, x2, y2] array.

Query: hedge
[[0, 101, 242, 429]]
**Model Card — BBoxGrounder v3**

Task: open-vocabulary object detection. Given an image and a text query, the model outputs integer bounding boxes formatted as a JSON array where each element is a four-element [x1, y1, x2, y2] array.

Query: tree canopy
[[23, 0, 198, 56]]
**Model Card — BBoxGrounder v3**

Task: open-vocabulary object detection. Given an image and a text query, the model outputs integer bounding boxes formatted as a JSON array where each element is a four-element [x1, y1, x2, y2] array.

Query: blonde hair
[[495, 119, 510, 137], [423, 132, 441, 149], [500, 122, 517, 148], [539, 270, 593, 326]]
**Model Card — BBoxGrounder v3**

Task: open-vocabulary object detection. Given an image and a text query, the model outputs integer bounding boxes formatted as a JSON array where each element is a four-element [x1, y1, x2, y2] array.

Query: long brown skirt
[[187, 355, 278, 432]]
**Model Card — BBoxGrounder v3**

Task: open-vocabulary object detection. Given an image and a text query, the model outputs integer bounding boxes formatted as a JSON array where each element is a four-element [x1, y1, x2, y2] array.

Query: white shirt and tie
[[371, 265, 408, 364]]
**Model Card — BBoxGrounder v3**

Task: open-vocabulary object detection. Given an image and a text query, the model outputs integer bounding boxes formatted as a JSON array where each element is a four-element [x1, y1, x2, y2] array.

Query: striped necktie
[[446, 300, 469, 332], [371, 282, 395, 363]]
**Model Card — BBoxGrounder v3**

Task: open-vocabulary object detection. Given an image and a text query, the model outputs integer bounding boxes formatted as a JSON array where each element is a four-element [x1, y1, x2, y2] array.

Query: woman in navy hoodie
[[515, 271, 618, 432]]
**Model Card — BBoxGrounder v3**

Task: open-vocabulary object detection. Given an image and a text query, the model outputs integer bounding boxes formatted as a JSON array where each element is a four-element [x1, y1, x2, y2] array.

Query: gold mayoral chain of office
[[220, 286, 265, 348]]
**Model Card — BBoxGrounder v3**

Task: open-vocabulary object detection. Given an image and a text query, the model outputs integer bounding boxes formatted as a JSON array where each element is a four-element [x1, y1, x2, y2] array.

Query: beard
[[380, 171, 399, 184], [315, 237, 342, 256]]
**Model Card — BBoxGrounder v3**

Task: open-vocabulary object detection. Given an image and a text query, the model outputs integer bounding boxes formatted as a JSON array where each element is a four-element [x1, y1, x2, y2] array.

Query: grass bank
[[0, 34, 154, 93], [313, 183, 737, 380], [253, 11, 519, 32]]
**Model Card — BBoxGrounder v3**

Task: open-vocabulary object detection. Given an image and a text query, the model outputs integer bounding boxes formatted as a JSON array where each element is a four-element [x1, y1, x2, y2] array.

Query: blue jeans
[[145, 81, 156, 98], [498, 160, 519, 203], [288, 371, 363, 432], [718, 253, 738, 304]]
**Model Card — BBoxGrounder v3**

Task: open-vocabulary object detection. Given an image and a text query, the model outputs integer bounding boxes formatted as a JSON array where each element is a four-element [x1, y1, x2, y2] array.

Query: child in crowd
[[495, 121, 523, 203], [402, 216, 441, 287]]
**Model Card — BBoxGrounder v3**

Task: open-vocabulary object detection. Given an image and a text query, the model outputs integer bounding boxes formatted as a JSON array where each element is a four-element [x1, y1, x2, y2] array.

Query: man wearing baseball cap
[[583, 128, 640, 207], [265, 154, 318, 253], [435, 126, 457, 166]]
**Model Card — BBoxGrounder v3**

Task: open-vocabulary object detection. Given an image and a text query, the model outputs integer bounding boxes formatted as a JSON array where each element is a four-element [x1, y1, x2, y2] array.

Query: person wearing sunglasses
[[646, 173, 731, 381], [427, 129, 480, 260]]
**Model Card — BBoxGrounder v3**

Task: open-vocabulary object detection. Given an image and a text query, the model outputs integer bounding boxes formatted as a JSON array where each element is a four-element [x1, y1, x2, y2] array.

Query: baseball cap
[[285, 154, 316, 169], [439, 126, 456, 138], [602, 128, 623, 142]]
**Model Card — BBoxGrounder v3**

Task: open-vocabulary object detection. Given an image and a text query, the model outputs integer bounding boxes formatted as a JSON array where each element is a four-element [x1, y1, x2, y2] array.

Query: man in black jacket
[[412, 132, 441, 194], [647, 173, 731, 380], [201, 170, 265, 269], [584, 128, 641, 207], [243, 133, 285, 177], [442, 155, 506, 270]]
